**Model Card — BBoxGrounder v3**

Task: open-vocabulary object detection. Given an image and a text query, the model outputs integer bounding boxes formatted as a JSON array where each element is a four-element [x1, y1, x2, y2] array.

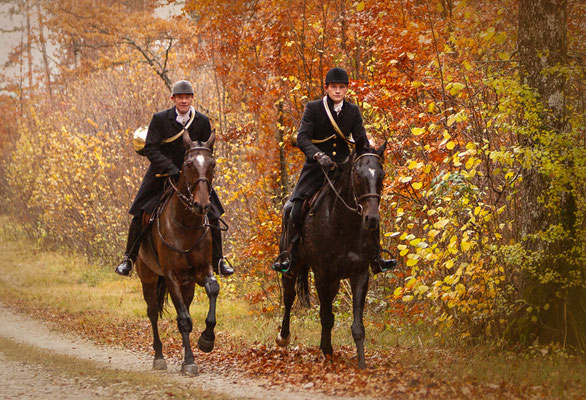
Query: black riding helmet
[[325, 67, 349, 85]]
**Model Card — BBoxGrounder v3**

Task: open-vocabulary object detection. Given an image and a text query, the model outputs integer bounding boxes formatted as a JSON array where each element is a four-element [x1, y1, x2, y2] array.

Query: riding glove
[[314, 152, 333, 168]]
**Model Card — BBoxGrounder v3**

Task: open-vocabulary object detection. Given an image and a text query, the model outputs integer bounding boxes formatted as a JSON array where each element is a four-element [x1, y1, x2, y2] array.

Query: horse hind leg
[[276, 269, 299, 347], [198, 275, 219, 353], [350, 272, 369, 370]]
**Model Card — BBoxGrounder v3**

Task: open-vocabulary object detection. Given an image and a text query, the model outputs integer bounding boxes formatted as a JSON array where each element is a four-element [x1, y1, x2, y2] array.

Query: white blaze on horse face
[[195, 155, 206, 167], [368, 168, 376, 178]]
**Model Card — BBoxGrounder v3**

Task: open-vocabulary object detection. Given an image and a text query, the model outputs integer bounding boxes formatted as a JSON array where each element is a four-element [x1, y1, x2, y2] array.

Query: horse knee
[[177, 311, 192, 333], [205, 276, 219, 298], [351, 322, 365, 342]]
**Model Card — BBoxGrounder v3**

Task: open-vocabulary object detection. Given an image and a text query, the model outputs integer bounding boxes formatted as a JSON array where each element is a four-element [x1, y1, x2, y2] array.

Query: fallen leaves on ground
[[4, 299, 570, 399]]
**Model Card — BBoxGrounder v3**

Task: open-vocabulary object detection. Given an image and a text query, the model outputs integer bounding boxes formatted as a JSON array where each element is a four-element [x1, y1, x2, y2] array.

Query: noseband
[[170, 146, 214, 212]]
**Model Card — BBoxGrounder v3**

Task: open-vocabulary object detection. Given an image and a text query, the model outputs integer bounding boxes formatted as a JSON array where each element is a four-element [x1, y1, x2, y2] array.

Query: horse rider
[[115, 80, 234, 277], [272, 67, 397, 275]]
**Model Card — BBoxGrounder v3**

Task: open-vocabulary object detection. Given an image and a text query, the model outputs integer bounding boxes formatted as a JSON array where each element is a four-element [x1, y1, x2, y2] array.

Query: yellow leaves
[[446, 82, 466, 95], [417, 285, 429, 295], [447, 110, 467, 126], [355, 1, 365, 12], [409, 238, 422, 246], [399, 176, 413, 183], [461, 239, 472, 252], [444, 260, 454, 270], [493, 31, 507, 45], [405, 278, 417, 290], [87, 118, 98, 128], [446, 141, 456, 150], [406, 258, 419, 267], [411, 127, 425, 136]]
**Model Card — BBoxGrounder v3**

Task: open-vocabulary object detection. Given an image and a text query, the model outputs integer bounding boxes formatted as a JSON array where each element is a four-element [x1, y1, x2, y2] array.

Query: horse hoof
[[181, 363, 199, 376], [198, 335, 215, 353], [152, 358, 167, 371], [275, 333, 290, 347]]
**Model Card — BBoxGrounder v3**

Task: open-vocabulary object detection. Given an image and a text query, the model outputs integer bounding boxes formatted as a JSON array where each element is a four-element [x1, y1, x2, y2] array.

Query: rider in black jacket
[[272, 67, 396, 275], [115, 80, 234, 277]]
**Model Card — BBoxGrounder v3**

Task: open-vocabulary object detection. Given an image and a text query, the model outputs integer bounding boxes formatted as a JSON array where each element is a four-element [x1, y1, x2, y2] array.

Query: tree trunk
[[276, 100, 289, 203], [516, 0, 585, 350]]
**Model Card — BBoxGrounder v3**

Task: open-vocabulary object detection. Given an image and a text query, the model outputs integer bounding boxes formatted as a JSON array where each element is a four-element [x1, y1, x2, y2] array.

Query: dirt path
[[0, 304, 354, 400]]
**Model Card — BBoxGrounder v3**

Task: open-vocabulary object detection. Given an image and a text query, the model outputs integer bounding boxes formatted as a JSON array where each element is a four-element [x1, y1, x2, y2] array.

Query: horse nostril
[[364, 213, 379, 230]]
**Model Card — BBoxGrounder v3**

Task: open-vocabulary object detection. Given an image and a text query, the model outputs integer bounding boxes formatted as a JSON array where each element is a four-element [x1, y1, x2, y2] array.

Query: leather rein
[[321, 152, 382, 215]]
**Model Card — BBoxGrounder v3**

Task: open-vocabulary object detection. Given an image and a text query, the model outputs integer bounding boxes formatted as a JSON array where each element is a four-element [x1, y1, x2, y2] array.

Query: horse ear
[[183, 128, 194, 148], [375, 140, 387, 159], [204, 129, 216, 150]]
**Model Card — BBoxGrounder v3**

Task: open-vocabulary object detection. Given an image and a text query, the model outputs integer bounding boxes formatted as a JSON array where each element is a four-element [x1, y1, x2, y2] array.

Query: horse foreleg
[[167, 276, 198, 375], [198, 275, 219, 353], [137, 261, 167, 371], [276, 272, 297, 347], [350, 272, 369, 369], [316, 279, 340, 359]]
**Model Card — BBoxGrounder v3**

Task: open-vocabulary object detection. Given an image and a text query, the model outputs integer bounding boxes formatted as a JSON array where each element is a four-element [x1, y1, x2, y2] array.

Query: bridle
[[156, 145, 217, 257], [322, 152, 383, 215], [168, 146, 213, 212]]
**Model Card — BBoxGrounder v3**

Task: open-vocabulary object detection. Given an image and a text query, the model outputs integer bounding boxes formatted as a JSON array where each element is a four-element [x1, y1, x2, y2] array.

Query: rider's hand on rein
[[314, 152, 334, 169]]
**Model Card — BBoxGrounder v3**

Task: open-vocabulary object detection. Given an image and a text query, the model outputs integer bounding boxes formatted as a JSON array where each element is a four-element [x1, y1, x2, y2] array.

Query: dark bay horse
[[135, 130, 218, 375], [276, 143, 387, 369]]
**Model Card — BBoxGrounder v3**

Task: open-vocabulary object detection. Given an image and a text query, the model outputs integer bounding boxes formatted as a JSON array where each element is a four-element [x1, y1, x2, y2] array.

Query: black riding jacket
[[291, 96, 369, 201], [129, 106, 224, 218]]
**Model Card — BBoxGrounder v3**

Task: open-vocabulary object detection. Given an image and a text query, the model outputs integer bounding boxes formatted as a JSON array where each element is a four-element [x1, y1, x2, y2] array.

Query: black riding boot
[[272, 200, 302, 275], [370, 227, 398, 274], [115, 215, 143, 276], [211, 219, 234, 276]]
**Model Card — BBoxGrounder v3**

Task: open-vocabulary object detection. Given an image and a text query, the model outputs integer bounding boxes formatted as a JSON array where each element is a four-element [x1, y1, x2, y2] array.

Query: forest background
[[0, 0, 584, 358]]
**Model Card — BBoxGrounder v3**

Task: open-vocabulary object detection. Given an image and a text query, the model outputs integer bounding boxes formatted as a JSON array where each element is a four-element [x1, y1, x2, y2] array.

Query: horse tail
[[156, 275, 168, 317], [296, 264, 311, 308]]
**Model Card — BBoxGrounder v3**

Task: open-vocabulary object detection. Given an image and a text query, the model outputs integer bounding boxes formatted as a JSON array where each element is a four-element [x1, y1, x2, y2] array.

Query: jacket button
[[333, 143, 337, 147], [332, 151, 337, 156]]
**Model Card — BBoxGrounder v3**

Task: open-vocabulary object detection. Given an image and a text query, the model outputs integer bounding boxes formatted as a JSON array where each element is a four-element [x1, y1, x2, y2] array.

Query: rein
[[157, 216, 209, 255], [321, 152, 382, 215]]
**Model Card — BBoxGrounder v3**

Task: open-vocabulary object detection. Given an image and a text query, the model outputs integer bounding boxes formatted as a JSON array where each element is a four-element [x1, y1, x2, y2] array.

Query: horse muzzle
[[361, 204, 380, 231], [190, 201, 210, 216]]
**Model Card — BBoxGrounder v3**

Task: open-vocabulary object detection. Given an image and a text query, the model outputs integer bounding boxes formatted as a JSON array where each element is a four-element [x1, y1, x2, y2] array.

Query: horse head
[[180, 129, 216, 216], [352, 141, 386, 230]]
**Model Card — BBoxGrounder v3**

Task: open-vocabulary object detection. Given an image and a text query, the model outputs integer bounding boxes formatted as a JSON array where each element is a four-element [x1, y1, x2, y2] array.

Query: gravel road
[[0, 304, 353, 400]]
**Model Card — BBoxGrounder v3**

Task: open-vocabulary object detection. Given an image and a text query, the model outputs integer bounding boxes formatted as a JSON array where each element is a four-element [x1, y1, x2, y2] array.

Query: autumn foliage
[[0, 0, 584, 351]]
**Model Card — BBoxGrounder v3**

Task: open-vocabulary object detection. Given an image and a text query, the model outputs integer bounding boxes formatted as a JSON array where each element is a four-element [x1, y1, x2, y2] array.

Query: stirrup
[[374, 249, 397, 273], [271, 251, 292, 274]]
